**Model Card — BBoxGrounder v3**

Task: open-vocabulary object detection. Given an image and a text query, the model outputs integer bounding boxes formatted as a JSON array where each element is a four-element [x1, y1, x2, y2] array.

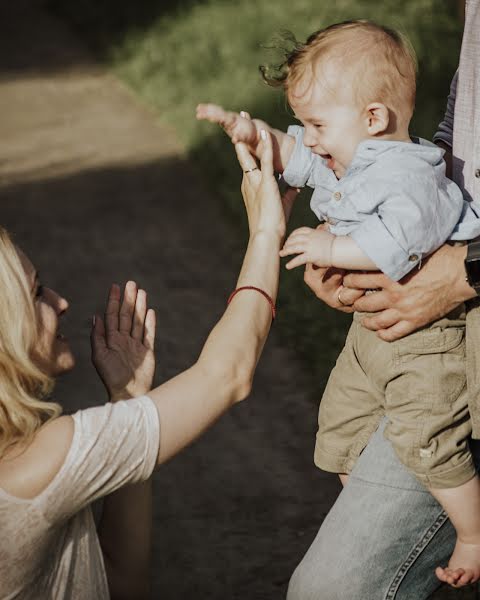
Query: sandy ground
[[0, 1, 475, 598]]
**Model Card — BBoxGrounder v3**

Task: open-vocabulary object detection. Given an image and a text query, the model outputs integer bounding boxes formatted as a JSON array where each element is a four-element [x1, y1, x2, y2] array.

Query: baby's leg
[[384, 320, 477, 588], [432, 475, 480, 586], [314, 319, 385, 478], [288, 419, 458, 600]]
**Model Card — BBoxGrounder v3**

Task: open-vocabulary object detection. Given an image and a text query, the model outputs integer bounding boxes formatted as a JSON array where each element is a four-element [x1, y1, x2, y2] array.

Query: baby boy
[[198, 20, 480, 586]]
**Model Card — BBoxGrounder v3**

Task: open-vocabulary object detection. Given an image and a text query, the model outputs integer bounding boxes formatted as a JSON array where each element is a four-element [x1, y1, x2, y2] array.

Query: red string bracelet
[[227, 286, 276, 320]]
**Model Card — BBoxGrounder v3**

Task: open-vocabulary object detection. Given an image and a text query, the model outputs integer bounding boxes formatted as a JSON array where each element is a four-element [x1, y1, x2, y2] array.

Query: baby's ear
[[365, 103, 389, 136]]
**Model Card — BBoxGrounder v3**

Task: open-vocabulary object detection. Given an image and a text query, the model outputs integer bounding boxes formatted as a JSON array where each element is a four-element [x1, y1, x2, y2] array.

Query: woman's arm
[[148, 132, 285, 465], [89, 283, 156, 600]]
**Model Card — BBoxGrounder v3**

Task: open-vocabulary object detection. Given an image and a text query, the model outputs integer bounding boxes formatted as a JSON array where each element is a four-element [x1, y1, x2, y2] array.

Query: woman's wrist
[[249, 228, 284, 245]]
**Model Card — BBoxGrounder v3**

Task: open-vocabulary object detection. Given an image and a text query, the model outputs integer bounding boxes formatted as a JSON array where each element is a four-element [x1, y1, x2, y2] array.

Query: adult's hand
[[234, 130, 290, 239], [343, 243, 475, 341], [91, 281, 156, 401], [303, 263, 364, 313]]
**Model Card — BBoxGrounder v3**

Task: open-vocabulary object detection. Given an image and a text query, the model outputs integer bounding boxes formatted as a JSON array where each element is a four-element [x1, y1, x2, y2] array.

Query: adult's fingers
[[132, 289, 147, 340], [353, 289, 391, 312], [105, 284, 121, 335], [338, 286, 364, 306], [257, 130, 274, 177], [91, 314, 107, 357], [376, 321, 418, 342], [119, 281, 137, 333], [361, 308, 400, 332], [344, 271, 391, 290], [234, 141, 258, 173], [143, 308, 156, 351]]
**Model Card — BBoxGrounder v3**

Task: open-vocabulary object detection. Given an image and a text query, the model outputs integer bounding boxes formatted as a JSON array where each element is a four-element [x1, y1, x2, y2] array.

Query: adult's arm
[[344, 244, 475, 341], [24, 132, 284, 600], [147, 133, 284, 464], [90, 133, 284, 599], [92, 284, 156, 600]]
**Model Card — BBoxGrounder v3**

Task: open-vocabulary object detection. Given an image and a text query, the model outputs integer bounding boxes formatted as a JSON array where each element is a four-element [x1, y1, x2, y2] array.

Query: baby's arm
[[280, 226, 378, 271], [196, 103, 294, 173]]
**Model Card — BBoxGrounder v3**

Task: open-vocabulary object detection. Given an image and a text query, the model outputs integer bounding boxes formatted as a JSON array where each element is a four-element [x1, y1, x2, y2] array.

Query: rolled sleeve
[[282, 125, 316, 188], [350, 214, 417, 281]]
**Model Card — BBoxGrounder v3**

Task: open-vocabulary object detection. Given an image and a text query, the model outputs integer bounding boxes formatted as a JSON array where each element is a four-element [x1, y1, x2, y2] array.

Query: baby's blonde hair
[[261, 20, 417, 124], [0, 227, 60, 457]]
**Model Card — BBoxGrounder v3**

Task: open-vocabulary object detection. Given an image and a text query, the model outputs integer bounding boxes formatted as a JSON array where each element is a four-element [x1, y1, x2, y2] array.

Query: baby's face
[[289, 68, 370, 178]]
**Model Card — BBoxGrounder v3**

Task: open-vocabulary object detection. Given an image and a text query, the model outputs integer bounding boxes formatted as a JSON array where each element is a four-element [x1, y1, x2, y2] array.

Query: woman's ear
[[365, 103, 389, 136]]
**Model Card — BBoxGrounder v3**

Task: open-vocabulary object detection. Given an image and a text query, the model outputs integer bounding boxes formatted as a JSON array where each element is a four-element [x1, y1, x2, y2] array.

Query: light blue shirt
[[282, 125, 480, 281]]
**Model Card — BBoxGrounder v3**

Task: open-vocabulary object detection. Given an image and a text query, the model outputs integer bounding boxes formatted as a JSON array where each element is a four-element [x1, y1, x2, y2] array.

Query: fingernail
[[260, 129, 267, 140], [240, 111, 246, 118]]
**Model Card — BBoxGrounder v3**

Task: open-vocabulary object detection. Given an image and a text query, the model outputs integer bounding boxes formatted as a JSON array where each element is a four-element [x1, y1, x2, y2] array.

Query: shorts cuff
[[415, 456, 477, 489]]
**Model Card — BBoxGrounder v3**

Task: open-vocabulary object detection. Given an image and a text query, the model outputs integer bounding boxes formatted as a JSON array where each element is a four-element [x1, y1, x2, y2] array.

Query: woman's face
[[19, 249, 75, 377]]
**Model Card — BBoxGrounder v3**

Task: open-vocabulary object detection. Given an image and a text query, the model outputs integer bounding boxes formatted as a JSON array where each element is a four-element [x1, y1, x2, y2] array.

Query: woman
[[0, 133, 286, 599]]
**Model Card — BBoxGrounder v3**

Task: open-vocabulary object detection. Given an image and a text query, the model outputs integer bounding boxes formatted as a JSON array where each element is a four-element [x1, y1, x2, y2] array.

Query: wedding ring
[[244, 167, 259, 173]]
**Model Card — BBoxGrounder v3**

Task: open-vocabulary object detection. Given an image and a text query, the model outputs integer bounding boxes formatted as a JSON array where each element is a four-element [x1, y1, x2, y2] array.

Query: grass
[[49, 0, 463, 386]]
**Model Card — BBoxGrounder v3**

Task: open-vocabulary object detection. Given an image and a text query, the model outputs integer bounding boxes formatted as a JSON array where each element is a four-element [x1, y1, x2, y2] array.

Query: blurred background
[[1, 0, 473, 598]]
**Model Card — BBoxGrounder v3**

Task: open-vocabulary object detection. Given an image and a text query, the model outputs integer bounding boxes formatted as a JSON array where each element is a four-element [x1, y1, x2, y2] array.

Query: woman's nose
[[44, 287, 69, 314]]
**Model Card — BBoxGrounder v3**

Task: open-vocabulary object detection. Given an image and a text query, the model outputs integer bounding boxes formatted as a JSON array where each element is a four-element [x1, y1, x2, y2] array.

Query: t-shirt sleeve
[[37, 395, 160, 524]]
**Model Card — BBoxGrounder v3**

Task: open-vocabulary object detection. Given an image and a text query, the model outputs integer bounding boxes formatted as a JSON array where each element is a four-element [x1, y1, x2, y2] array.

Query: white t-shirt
[[0, 395, 160, 600]]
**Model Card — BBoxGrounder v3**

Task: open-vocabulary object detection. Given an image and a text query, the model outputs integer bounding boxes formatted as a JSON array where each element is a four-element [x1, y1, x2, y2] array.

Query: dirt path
[[0, 2, 470, 599]]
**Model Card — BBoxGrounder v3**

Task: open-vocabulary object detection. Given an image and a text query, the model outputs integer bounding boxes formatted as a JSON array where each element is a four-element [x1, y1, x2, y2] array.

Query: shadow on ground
[[0, 157, 338, 599]]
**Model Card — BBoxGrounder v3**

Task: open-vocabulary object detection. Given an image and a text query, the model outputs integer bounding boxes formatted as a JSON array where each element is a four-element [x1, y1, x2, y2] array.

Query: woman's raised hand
[[91, 281, 156, 402], [234, 130, 288, 240]]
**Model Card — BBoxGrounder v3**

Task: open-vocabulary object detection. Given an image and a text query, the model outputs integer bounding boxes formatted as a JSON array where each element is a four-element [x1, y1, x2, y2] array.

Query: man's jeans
[[287, 419, 480, 600]]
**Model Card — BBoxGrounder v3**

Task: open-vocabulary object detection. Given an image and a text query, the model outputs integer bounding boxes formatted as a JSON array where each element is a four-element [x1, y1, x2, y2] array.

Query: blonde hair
[[261, 20, 418, 123], [0, 227, 60, 457]]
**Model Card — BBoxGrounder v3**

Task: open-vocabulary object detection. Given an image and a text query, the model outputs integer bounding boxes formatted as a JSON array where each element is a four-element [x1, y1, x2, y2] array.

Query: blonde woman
[[0, 134, 289, 599]]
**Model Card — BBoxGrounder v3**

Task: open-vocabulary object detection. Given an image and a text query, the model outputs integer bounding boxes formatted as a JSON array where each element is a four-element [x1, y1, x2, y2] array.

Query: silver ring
[[244, 167, 259, 173], [337, 286, 348, 306]]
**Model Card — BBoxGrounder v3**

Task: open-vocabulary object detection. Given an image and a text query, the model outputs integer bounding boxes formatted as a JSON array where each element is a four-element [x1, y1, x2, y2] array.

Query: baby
[[197, 20, 480, 587]]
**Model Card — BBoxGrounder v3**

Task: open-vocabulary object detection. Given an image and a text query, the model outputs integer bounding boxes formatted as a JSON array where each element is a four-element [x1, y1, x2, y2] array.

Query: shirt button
[[333, 191, 342, 201], [409, 254, 419, 262], [475, 168, 480, 178]]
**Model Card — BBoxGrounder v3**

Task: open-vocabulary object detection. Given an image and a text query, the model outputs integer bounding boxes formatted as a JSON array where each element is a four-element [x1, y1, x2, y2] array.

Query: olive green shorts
[[315, 307, 475, 489]]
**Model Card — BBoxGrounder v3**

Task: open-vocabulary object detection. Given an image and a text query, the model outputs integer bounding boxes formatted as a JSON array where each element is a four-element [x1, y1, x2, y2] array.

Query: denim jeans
[[287, 419, 480, 600]]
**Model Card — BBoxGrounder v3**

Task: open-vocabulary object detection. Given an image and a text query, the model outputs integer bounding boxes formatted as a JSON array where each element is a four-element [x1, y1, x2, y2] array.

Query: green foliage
[[50, 0, 463, 381]]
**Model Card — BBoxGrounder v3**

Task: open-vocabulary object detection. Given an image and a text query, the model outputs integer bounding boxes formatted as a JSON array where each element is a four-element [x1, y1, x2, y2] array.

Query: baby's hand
[[280, 227, 335, 270], [196, 103, 259, 146]]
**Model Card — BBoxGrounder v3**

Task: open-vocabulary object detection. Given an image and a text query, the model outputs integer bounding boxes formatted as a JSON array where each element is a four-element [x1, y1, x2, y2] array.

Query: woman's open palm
[[91, 281, 156, 401]]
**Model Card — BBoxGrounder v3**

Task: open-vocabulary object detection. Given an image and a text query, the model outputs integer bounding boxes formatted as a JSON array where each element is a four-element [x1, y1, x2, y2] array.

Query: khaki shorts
[[315, 306, 475, 489]]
